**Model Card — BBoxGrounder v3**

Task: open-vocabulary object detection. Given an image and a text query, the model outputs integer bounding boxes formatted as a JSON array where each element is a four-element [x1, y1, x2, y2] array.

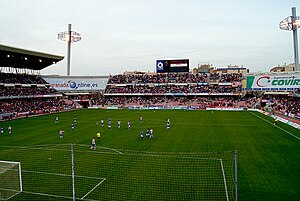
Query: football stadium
[[1, 2, 300, 201], [0, 43, 299, 201]]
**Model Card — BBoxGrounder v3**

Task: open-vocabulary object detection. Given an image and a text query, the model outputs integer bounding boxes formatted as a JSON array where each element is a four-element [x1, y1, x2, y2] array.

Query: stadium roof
[[0, 44, 64, 70]]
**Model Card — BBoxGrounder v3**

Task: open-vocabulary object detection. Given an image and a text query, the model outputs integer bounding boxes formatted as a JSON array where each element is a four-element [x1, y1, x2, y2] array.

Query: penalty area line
[[21, 191, 98, 201], [22, 170, 105, 180], [98, 146, 123, 155], [81, 178, 106, 200], [249, 112, 300, 141]]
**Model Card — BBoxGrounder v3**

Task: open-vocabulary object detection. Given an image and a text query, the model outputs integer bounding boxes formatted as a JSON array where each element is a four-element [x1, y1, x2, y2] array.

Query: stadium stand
[[0, 86, 59, 96], [0, 72, 77, 120], [262, 94, 300, 119], [0, 72, 48, 84], [0, 44, 77, 120], [101, 72, 247, 109]]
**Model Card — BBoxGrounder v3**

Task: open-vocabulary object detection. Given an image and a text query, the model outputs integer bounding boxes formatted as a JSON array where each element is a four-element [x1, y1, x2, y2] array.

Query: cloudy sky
[[0, 0, 298, 75]]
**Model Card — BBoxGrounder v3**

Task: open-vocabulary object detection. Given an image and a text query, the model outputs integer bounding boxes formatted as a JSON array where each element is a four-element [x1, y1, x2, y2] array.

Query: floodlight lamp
[[279, 17, 292, 31], [58, 31, 81, 43], [294, 17, 300, 27], [57, 24, 82, 76], [279, 7, 300, 72]]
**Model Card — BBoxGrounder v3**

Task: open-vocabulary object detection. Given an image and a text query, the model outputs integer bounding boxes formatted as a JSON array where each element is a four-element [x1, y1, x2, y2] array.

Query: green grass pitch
[[0, 109, 299, 201]]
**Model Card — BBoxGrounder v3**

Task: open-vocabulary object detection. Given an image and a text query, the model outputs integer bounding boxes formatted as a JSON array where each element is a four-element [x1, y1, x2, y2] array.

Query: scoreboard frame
[[156, 59, 189, 73]]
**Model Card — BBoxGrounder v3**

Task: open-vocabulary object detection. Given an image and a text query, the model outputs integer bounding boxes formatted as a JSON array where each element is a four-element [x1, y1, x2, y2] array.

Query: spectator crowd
[[0, 87, 59, 97], [263, 94, 300, 119], [107, 72, 237, 84], [1, 71, 298, 118], [0, 72, 76, 119], [0, 72, 48, 84]]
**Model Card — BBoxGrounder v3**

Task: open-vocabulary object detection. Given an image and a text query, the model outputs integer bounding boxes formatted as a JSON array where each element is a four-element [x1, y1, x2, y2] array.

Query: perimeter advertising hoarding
[[156, 59, 189, 73], [246, 74, 300, 90], [43, 77, 108, 91]]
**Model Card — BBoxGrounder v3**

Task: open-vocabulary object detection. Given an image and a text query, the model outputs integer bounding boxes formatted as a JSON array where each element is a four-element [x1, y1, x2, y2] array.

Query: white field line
[[0, 188, 21, 200], [0, 144, 67, 149], [98, 146, 123, 155], [2, 174, 103, 201], [249, 112, 300, 141], [22, 191, 72, 200], [0, 188, 19, 192], [22, 191, 98, 201], [220, 159, 229, 201], [80, 178, 106, 200], [0, 145, 72, 153], [2, 191, 21, 201], [121, 152, 222, 161], [22, 170, 105, 180], [76, 144, 123, 155], [0, 160, 20, 165]]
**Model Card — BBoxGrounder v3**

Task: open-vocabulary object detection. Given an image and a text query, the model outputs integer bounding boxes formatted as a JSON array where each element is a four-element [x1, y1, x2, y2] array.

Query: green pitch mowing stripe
[[249, 111, 300, 141], [0, 109, 299, 201]]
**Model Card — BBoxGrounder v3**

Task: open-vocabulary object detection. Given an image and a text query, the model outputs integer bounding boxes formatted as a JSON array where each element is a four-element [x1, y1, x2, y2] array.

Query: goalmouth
[[0, 160, 22, 201], [0, 145, 238, 201]]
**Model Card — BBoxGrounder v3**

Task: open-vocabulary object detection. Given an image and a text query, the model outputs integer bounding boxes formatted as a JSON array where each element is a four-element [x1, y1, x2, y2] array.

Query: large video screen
[[156, 59, 189, 73]]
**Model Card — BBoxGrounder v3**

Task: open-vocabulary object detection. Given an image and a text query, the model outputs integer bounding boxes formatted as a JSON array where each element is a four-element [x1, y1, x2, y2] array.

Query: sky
[[0, 0, 299, 76]]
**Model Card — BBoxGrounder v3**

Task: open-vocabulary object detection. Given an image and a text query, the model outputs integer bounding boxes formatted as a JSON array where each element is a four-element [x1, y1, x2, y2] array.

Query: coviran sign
[[246, 74, 300, 90]]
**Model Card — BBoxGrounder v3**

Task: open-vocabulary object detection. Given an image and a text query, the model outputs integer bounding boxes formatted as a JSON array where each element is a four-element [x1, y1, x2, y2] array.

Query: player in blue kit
[[146, 128, 150, 138], [108, 119, 112, 130], [139, 130, 144, 139], [167, 119, 171, 130], [101, 119, 104, 127], [71, 122, 75, 130], [128, 121, 131, 130]]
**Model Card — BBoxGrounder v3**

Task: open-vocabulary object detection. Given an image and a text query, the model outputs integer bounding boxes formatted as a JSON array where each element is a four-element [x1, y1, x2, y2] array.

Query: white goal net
[[0, 160, 22, 201]]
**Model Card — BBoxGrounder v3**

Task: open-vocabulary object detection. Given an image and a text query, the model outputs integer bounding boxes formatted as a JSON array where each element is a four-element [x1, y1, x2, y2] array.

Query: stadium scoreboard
[[156, 59, 189, 73]]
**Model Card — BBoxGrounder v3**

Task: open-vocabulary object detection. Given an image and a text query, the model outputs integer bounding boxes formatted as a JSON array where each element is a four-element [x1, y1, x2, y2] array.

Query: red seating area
[[0, 72, 48, 84], [0, 86, 59, 96], [99, 72, 247, 109], [262, 94, 300, 119], [0, 73, 76, 119]]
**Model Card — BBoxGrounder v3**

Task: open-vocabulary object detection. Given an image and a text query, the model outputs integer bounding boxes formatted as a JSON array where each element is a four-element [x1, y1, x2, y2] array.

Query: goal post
[[0, 160, 22, 200], [73, 146, 237, 200], [0, 145, 238, 200]]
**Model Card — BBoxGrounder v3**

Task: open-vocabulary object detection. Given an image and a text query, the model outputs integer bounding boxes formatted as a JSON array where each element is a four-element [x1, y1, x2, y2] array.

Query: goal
[[0, 145, 237, 200], [0, 160, 22, 201], [73, 146, 237, 201]]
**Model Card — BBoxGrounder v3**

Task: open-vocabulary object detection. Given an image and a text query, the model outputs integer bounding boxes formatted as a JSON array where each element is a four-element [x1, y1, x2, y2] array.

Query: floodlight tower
[[58, 24, 82, 76], [279, 7, 300, 71]]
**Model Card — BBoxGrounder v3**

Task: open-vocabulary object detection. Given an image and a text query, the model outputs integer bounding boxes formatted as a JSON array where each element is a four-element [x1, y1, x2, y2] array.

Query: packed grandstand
[[0, 70, 299, 122], [0, 44, 299, 122]]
